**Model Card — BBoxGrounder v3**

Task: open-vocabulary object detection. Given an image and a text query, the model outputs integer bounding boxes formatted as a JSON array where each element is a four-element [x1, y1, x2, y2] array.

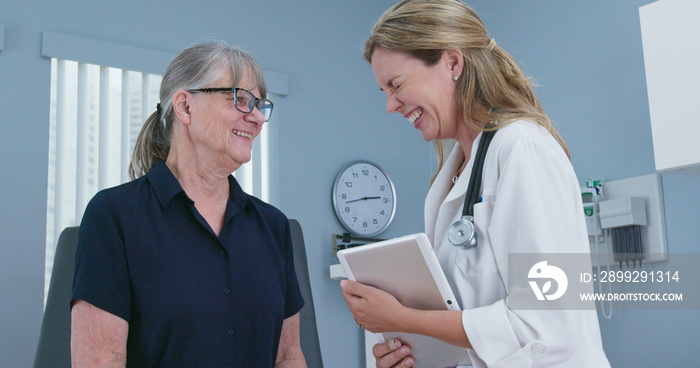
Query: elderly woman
[[340, 1, 611, 367], [71, 41, 306, 367]]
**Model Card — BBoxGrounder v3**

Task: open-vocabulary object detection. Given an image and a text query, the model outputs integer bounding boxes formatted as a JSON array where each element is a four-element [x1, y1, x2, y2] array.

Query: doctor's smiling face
[[371, 47, 466, 142]]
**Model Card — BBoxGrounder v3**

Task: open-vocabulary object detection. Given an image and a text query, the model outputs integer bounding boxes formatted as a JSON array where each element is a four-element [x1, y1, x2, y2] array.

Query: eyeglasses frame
[[187, 87, 274, 121]]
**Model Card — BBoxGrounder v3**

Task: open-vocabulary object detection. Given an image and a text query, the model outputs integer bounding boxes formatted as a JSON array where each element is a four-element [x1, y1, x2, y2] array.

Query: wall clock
[[332, 161, 396, 237]]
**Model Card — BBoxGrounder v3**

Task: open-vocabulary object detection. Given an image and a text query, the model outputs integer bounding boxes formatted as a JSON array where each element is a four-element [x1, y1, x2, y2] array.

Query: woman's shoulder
[[84, 176, 152, 213], [245, 195, 290, 224], [243, 195, 295, 241], [101, 175, 150, 198], [488, 120, 571, 175], [493, 120, 548, 142], [492, 120, 564, 154]]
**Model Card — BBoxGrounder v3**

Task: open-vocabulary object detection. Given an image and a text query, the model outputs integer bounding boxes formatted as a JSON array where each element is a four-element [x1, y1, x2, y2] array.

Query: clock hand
[[346, 196, 381, 203]]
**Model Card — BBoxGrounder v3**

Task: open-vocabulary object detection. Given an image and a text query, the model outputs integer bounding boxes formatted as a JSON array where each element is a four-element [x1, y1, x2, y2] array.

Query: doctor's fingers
[[340, 280, 373, 308], [373, 341, 414, 368], [341, 290, 360, 312], [341, 289, 368, 319], [340, 279, 372, 297], [373, 339, 405, 358]]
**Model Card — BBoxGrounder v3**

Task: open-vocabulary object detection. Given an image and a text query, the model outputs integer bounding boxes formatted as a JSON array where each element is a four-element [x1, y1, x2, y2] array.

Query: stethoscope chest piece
[[448, 215, 477, 249], [447, 130, 496, 250]]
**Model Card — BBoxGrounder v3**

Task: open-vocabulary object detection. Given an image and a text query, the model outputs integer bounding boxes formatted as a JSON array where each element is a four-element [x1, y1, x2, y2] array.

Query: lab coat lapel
[[425, 133, 482, 247]]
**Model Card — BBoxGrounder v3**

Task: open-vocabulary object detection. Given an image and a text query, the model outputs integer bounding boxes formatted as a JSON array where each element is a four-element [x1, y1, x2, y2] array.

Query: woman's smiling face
[[371, 47, 464, 142], [187, 69, 265, 173]]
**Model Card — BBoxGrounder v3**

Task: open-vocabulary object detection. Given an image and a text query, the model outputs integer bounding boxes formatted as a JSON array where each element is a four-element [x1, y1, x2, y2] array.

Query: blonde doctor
[[340, 0, 611, 367]]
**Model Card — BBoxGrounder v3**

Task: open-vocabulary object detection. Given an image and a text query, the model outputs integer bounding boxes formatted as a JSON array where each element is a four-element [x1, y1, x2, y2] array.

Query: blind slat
[[99, 66, 110, 190], [121, 71, 130, 182], [76, 63, 88, 223], [53, 60, 67, 247]]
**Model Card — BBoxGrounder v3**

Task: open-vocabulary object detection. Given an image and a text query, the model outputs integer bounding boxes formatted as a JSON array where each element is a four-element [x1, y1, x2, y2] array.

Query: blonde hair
[[364, 0, 570, 185], [128, 40, 267, 179]]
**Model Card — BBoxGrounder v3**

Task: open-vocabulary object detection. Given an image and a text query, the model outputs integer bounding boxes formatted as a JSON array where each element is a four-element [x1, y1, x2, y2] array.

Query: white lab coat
[[426, 120, 611, 368]]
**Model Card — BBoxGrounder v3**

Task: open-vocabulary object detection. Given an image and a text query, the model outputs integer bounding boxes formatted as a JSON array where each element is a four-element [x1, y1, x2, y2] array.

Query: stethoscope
[[448, 130, 496, 248]]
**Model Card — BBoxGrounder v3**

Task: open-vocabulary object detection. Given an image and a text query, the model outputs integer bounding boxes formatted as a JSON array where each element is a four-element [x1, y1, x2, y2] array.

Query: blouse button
[[223, 288, 231, 295], [531, 344, 545, 354], [218, 249, 226, 256], [227, 329, 235, 336]]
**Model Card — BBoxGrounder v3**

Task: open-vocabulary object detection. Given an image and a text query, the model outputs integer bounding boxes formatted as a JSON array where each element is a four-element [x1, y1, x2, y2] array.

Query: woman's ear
[[443, 49, 464, 80], [171, 90, 192, 126]]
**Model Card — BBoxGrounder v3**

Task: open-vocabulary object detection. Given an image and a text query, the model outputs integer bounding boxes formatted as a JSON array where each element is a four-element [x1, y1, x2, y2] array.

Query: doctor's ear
[[442, 49, 464, 80], [171, 90, 193, 125]]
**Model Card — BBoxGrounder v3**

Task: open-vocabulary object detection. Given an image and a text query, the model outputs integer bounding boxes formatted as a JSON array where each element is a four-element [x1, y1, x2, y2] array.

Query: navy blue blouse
[[72, 162, 304, 368]]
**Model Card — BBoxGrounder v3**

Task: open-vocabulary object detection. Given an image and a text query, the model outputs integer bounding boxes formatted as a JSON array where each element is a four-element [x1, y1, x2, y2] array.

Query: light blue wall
[[0, 0, 428, 366], [471, 0, 700, 367], [1, 0, 699, 367]]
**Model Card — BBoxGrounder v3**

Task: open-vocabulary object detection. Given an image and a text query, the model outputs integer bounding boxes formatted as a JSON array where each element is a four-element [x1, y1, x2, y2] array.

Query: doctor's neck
[[454, 125, 481, 164]]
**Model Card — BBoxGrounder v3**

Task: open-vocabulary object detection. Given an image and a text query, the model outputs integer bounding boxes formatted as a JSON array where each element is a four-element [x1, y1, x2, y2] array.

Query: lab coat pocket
[[455, 199, 497, 277]]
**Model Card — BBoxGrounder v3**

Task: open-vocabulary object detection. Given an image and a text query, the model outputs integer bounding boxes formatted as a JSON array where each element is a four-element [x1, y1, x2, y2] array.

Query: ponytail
[[128, 108, 171, 180]]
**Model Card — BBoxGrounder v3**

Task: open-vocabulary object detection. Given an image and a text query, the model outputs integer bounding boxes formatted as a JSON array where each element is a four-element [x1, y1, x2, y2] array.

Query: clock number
[[380, 185, 386, 191], [352, 217, 357, 223], [380, 210, 385, 215], [383, 198, 388, 203], [352, 173, 359, 178], [344, 207, 350, 213], [362, 169, 369, 176], [345, 182, 353, 188], [363, 222, 368, 228], [373, 219, 378, 225], [341, 194, 346, 199]]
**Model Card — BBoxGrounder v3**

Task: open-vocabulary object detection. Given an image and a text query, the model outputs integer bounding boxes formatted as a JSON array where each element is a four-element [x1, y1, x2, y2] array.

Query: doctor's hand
[[340, 279, 408, 333], [372, 339, 415, 368]]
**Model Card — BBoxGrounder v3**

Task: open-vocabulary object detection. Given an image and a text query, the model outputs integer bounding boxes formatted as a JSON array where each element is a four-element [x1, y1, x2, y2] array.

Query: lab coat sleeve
[[461, 131, 587, 367]]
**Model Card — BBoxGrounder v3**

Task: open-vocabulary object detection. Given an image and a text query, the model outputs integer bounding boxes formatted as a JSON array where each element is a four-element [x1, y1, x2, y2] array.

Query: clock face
[[332, 161, 396, 236]]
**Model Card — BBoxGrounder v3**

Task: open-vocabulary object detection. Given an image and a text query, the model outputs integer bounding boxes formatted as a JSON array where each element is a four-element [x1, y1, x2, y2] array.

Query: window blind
[[45, 58, 274, 302]]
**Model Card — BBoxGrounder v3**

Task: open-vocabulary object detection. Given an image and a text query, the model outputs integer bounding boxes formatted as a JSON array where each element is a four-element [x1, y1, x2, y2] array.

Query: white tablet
[[337, 233, 471, 368]]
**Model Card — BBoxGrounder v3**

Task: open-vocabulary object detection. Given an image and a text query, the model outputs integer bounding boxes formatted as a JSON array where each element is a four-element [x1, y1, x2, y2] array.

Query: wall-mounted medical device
[[582, 173, 668, 268], [600, 197, 647, 267]]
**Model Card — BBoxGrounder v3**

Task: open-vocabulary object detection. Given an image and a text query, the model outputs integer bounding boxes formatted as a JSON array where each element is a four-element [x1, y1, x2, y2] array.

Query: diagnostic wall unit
[[585, 173, 668, 268]]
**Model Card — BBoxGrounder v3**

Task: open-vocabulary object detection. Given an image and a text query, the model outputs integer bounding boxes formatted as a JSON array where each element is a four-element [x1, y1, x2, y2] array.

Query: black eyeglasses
[[187, 87, 274, 122]]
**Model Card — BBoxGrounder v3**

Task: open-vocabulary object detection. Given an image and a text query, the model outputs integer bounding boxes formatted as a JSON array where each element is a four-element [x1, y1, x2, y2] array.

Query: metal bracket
[[331, 233, 384, 257]]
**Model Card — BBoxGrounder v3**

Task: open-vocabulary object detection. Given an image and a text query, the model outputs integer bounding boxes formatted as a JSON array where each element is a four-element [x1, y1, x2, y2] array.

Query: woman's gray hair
[[128, 40, 267, 179]]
